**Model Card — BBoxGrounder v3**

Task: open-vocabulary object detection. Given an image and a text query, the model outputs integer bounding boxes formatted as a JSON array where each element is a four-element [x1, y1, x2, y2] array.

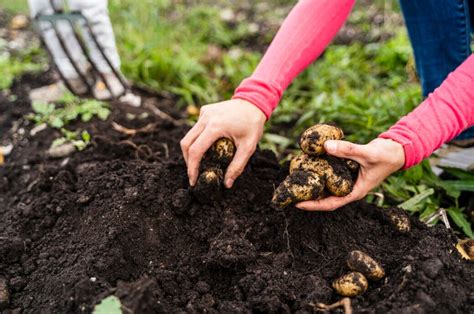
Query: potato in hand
[[272, 124, 359, 209]]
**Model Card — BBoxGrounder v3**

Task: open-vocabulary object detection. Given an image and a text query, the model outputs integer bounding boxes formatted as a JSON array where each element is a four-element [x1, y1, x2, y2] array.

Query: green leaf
[[81, 130, 91, 143], [32, 101, 55, 115], [51, 137, 67, 148], [50, 117, 64, 129], [93, 295, 122, 314], [447, 208, 474, 238], [442, 180, 474, 192], [442, 167, 474, 181], [398, 188, 434, 211]]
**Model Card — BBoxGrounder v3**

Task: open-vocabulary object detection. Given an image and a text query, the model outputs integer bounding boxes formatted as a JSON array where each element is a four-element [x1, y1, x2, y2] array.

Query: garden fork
[[33, 0, 128, 100]]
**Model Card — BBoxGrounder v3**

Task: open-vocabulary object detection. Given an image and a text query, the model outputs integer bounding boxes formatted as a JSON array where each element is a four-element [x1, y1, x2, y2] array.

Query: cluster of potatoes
[[332, 250, 385, 297], [272, 124, 359, 208]]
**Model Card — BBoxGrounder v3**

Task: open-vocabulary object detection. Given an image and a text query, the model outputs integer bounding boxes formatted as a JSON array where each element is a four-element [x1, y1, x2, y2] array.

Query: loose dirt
[[1, 73, 473, 313]]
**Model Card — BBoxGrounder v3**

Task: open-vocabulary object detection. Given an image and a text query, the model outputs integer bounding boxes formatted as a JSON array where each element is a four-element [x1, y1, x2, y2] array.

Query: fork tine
[[46, 19, 93, 96], [78, 15, 129, 95]]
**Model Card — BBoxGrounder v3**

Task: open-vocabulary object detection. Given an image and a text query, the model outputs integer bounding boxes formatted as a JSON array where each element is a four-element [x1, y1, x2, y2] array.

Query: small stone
[[76, 195, 91, 205], [422, 258, 443, 279]]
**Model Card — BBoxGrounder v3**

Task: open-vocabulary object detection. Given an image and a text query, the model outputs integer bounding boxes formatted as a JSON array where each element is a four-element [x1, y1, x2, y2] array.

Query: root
[[112, 121, 156, 135], [143, 101, 185, 126], [312, 297, 352, 314]]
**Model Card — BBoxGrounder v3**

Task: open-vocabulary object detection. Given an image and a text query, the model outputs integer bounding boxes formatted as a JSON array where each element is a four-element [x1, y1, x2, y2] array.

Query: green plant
[[51, 129, 91, 151], [29, 96, 110, 128], [93, 295, 122, 314]]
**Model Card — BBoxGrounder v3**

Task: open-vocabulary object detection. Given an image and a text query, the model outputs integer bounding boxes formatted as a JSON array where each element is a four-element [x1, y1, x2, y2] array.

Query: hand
[[295, 138, 405, 211], [180, 99, 266, 188]]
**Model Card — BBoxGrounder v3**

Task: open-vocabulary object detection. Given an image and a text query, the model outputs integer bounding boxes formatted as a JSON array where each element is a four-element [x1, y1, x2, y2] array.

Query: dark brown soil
[[1, 72, 473, 313]]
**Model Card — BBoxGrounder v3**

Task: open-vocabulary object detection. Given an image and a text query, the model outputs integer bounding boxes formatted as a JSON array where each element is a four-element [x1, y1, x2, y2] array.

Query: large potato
[[272, 170, 325, 208], [289, 154, 353, 197], [347, 250, 385, 281], [299, 124, 344, 156], [332, 272, 368, 297]]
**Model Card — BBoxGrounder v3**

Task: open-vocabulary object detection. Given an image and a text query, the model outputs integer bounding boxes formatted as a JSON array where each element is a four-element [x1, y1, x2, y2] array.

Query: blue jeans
[[400, 0, 474, 140]]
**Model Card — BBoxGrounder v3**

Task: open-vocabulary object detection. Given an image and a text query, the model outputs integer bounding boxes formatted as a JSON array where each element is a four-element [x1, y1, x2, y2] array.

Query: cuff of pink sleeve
[[378, 132, 416, 169], [232, 77, 282, 120]]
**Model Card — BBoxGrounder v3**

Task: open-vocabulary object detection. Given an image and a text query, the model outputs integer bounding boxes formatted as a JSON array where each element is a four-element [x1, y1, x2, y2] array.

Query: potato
[[385, 207, 411, 233], [299, 124, 344, 156], [198, 167, 223, 186], [210, 137, 235, 165], [332, 272, 368, 297], [347, 250, 385, 281], [0, 279, 9, 310], [272, 170, 325, 208], [456, 239, 474, 261], [289, 154, 353, 197], [193, 168, 224, 204], [344, 159, 360, 173]]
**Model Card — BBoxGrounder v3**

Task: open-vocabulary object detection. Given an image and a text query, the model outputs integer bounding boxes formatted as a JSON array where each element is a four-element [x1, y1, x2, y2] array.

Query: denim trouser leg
[[399, 0, 474, 141]]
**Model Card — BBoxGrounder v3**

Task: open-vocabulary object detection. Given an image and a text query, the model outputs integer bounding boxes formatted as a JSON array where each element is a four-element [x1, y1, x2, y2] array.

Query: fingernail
[[325, 140, 337, 152], [225, 178, 234, 189], [189, 178, 194, 187], [295, 204, 304, 210]]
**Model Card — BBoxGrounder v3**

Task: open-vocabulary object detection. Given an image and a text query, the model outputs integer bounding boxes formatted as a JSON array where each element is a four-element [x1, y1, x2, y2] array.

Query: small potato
[[344, 159, 360, 173], [210, 137, 235, 164], [272, 170, 325, 208], [456, 239, 474, 261], [289, 155, 353, 197], [299, 124, 344, 156], [198, 167, 223, 186], [347, 250, 385, 281], [385, 207, 411, 233], [332, 272, 368, 297], [0, 278, 9, 310]]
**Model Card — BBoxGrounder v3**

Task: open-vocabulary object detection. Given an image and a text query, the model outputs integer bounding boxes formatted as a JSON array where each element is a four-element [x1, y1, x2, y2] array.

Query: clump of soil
[[0, 73, 473, 313]]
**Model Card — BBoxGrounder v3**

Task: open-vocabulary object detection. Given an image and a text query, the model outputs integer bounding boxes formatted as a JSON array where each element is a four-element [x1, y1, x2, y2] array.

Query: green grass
[[0, 0, 472, 236]]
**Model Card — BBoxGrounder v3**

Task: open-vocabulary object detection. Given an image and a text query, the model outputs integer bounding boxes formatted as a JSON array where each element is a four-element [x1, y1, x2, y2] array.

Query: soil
[[1, 72, 474, 313]]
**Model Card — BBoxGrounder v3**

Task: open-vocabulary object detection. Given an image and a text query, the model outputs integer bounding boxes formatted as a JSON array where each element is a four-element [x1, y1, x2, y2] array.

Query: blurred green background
[[0, 0, 472, 236]]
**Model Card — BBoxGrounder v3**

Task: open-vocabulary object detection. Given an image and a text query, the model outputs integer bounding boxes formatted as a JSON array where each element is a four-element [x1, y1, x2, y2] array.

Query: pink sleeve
[[379, 54, 474, 169], [232, 0, 356, 119]]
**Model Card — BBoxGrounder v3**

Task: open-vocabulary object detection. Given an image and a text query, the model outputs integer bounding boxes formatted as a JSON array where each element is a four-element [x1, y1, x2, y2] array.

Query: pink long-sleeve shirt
[[232, 0, 474, 168]]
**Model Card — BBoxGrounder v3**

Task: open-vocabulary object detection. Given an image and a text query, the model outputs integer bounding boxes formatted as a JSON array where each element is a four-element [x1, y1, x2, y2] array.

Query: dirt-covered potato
[[193, 168, 224, 204], [272, 170, 325, 208], [209, 137, 235, 165], [299, 124, 344, 156], [344, 159, 360, 173], [456, 239, 474, 261], [385, 207, 411, 233], [332, 272, 368, 297], [347, 250, 385, 281], [289, 154, 353, 197]]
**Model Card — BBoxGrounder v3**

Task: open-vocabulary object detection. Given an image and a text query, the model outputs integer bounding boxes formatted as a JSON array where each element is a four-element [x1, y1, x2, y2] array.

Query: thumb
[[324, 140, 366, 162]]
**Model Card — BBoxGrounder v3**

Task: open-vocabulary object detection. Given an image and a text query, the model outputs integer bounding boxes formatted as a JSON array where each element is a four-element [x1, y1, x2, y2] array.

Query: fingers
[[295, 180, 367, 211], [186, 128, 220, 186], [324, 140, 367, 163], [224, 142, 255, 188], [180, 121, 205, 165]]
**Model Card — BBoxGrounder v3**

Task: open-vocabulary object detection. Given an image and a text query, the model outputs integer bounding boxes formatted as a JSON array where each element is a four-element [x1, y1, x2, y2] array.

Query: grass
[[0, 0, 472, 237]]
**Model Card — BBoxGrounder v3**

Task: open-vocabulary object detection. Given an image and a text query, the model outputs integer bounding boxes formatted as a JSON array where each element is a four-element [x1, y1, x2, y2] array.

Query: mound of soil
[[1, 73, 473, 313]]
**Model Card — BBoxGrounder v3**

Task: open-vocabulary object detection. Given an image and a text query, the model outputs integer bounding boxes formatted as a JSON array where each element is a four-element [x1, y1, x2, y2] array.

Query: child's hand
[[295, 138, 405, 211]]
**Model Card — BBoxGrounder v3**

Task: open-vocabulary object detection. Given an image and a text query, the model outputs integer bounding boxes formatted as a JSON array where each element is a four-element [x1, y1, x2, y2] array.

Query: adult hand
[[180, 99, 266, 188], [296, 138, 405, 211]]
